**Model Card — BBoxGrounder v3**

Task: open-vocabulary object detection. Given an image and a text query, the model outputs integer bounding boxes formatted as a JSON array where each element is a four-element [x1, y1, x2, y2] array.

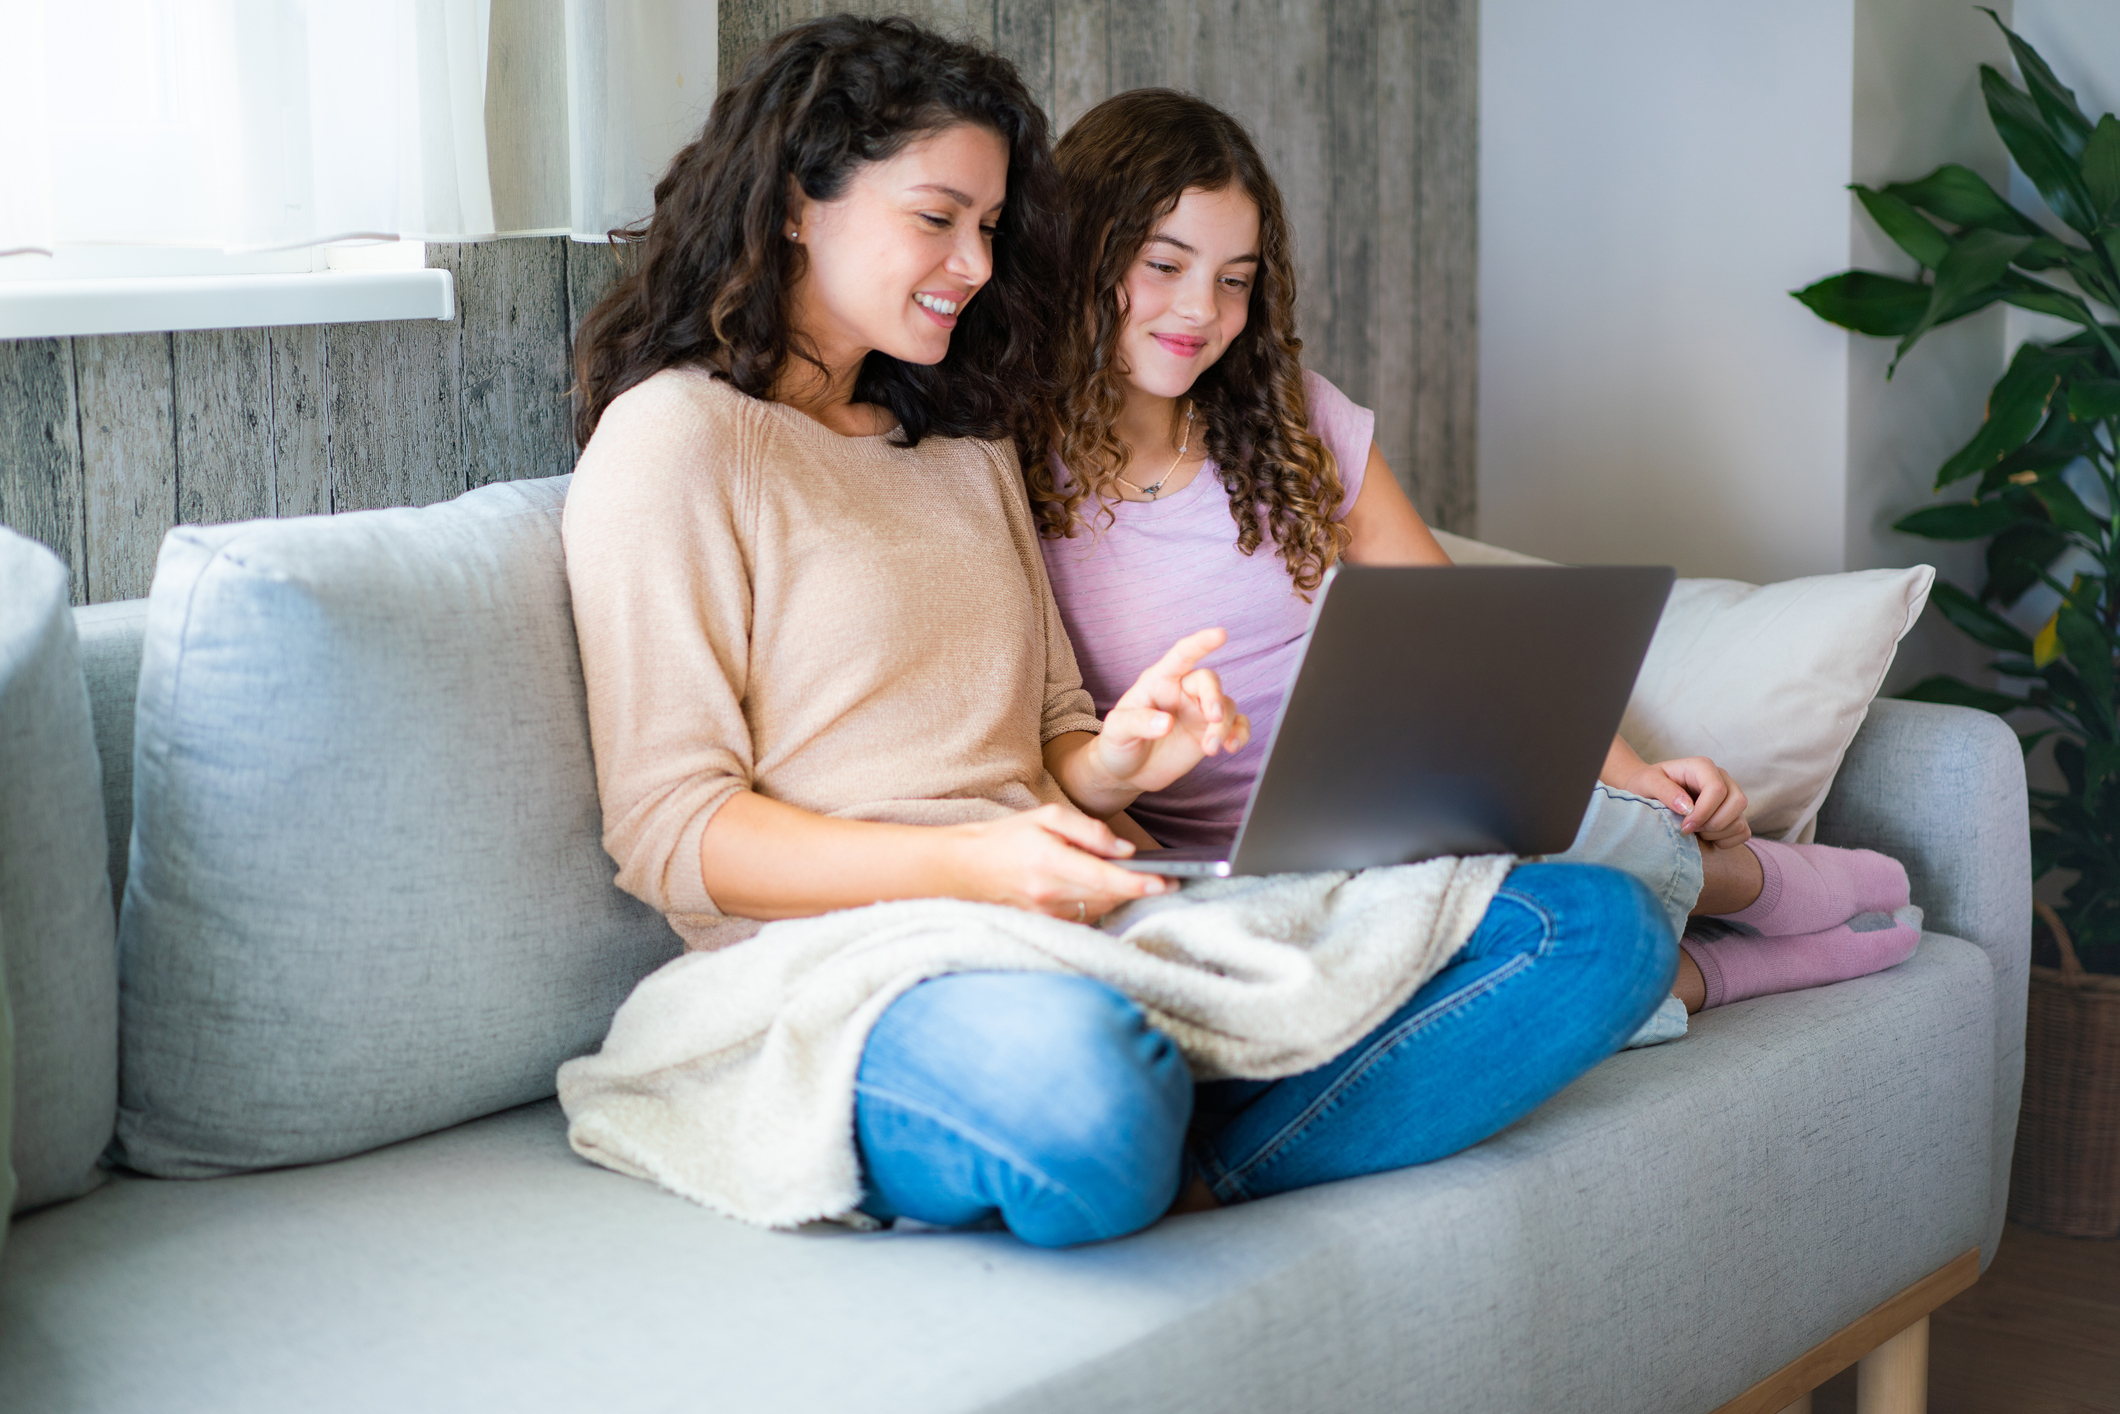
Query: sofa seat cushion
[[0, 935, 1994, 1414]]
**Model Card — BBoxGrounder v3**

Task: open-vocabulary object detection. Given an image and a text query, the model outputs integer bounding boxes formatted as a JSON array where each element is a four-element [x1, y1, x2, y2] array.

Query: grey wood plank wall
[[0, 239, 623, 605], [723, 0, 1478, 530], [1, 0, 1474, 604]]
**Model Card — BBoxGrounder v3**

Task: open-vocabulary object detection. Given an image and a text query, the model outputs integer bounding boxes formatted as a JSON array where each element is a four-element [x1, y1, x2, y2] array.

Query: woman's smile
[[914, 290, 966, 327], [1151, 332, 1208, 358]]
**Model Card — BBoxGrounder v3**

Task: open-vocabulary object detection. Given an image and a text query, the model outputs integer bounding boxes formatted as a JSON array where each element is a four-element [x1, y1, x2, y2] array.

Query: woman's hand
[[1618, 755, 1752, 849], [943, 803, 1171, 921], [1045, 628, 1251, 819]]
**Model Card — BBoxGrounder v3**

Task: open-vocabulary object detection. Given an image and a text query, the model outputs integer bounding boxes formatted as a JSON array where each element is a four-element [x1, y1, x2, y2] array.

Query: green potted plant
[[1795, 10, 2120, 1236]]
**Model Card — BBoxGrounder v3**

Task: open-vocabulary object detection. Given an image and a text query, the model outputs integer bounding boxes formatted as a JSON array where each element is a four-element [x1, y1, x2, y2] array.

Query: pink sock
[[1713, 839, 1909, 937], [1681, 908, 1922, 1008]]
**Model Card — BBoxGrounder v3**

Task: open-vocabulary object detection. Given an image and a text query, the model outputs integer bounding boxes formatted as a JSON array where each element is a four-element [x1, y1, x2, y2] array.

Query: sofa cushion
[[1621, 567, 1932, 840], [5, 934, 1991, 1413], [0, 528, 118, 1213], [1432, 531, 1932, 840], [72, 600, 151, 916], [111, 477, 681, 1178]]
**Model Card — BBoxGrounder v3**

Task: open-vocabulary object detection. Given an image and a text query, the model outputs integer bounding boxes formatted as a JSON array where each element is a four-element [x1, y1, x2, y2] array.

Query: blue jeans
[[854, 862, 1673, 1247]]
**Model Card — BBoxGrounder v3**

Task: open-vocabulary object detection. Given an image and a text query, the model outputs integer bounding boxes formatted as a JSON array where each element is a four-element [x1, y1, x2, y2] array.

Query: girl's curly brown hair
[[1033, 89, 1346, 593], [572, 15, 1064, 453]]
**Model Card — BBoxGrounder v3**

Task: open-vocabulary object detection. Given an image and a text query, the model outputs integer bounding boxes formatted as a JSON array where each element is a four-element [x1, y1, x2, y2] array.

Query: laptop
[[1118, 564, 1674, 877]]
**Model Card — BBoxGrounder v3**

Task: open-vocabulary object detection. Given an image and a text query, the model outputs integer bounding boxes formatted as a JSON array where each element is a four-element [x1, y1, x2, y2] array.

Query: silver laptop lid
[[1217, 563, 1672, 876]]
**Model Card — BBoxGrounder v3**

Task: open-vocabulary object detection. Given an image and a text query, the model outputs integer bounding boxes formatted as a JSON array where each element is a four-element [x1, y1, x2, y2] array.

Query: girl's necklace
[[1114, 402, 1195, 501]]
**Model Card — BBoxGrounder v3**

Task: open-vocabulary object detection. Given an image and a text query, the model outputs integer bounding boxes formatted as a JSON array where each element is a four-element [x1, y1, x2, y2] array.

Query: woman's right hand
[[943, 804, 1173, 922]]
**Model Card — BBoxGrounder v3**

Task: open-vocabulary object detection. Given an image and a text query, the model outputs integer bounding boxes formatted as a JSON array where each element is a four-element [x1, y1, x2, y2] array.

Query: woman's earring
[[786, 229, 799, 241]]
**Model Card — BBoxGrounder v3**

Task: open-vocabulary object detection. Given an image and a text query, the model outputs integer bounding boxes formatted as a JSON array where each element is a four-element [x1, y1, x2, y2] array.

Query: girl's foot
[[1711, 839, 1909, 938], [1680, 906, 1922, 1008]]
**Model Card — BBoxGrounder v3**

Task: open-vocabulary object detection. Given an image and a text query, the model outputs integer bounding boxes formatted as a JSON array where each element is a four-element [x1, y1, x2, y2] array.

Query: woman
[[563, 18, 1670, 1248]]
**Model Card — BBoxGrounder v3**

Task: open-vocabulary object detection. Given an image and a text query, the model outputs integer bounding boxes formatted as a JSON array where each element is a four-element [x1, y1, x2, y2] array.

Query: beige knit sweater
[[562, 368, 1103, 951]]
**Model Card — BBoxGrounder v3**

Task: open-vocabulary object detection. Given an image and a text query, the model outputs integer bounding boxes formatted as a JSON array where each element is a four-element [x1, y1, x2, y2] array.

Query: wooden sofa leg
[[1708, 1251, 1972, 1414], [1854, 1315, 1928, 1414]]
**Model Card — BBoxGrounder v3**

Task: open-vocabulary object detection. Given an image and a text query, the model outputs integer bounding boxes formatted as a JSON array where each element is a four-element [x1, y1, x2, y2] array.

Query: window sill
[[0, 269, 455, 340]]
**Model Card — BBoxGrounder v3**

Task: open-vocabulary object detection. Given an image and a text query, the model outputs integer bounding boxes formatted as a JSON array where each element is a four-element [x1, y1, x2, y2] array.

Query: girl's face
[[1116, 185, 1261, 400], [788, 122, 1009, 371]]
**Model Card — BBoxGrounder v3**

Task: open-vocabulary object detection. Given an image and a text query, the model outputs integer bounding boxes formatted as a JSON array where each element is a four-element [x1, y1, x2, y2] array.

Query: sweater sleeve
[[1037, 551, 1104, 744], [561, 376, 756, 922], [1301, 369, 1377, 521], [993, 442, 1103, 744]]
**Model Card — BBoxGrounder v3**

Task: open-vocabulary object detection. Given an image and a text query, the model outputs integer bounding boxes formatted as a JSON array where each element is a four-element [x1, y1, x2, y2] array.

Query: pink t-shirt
[[1041, 370, 1374, 848]]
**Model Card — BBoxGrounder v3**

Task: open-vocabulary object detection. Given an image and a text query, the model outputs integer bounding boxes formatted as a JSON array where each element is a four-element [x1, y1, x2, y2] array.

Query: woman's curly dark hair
[[572, 15, 1064, 452], [1033, 89, 1346, 594]]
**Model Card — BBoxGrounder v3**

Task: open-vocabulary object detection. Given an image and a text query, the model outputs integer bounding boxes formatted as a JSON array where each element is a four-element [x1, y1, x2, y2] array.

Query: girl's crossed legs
[[854, 861, 1671, 1247]]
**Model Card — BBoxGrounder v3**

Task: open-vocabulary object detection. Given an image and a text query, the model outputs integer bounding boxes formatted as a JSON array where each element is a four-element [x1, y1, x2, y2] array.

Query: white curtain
[[561, 0, 720, 239], [0, 0, 716, 258]]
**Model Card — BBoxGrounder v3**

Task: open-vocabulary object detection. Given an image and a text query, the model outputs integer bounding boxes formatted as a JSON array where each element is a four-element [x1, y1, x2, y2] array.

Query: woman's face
[[1116, 185, 1261, 401], [787, 122, 1009, 371]]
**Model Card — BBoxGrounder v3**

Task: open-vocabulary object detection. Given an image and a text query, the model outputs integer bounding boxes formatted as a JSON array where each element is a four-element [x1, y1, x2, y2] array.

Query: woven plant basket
[[2009, 902, 2120, 1237]]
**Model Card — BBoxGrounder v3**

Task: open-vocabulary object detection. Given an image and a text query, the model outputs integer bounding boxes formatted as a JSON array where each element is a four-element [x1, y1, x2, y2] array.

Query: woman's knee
[[858, 972, 1193, 1245], [1504, 862, 1678, 1004]]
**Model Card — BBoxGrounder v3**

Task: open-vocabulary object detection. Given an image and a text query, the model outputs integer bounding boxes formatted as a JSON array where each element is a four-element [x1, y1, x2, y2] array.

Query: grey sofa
[[0, 479, 2029, 1414]]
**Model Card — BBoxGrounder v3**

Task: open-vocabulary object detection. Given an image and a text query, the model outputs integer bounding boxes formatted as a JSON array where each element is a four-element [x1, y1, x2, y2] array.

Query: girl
[[1035, 88, 1920, 1025], [563, 18, 1666, 1248]]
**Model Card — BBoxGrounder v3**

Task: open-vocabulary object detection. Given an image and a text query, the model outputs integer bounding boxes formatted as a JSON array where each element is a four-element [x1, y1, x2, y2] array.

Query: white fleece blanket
[[558, 855, 1514, 1230]]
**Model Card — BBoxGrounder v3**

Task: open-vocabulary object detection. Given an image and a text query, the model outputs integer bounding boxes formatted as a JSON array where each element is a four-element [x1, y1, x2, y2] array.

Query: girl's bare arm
[[1339, 443, 1453, 566]]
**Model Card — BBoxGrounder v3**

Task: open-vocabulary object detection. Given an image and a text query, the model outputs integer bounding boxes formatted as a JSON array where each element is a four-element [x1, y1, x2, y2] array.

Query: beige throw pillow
[[1430, 530, 1934, 841]]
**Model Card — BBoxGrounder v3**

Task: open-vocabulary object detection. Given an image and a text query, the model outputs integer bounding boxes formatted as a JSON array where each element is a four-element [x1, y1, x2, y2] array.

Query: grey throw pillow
[[112, 477, 681, 1177], [0, 527, 118, 1211]]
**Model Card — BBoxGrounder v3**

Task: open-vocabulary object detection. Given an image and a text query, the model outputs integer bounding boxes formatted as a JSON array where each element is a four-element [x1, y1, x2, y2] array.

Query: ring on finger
[[1075, 900, 1087, 924]]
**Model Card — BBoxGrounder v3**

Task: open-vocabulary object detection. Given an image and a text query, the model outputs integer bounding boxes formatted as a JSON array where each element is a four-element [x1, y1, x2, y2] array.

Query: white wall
[[1477, 0, 2056, 596], [1478, 0, 1858, 583]]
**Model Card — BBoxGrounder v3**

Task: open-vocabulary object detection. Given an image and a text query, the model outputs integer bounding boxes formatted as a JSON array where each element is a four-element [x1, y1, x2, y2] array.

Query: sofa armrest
[[1814, 697, 2030, 1265]]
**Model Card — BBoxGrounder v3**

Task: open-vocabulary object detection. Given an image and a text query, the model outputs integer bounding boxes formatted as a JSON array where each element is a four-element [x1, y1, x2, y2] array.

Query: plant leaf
[[1898, 674, 2025, 715], [2032, 476, 2107, 536], [2033, 239, 2120, 311], [1985, 521, 2070, 605], [2072, 379, 2120, 422], [2034, 611, 2063, 666], [2058, 601, 2115, 715], [1897, 228, 2035, 369], [2014, 236, 2074, 271], [1853, 186, 1953, 269], [2089, 115, 2120, 217], [2086, 739, 2120, 814], [1981, 8, 2094, 156], [1932, 579, 2036, 652], [1791, 271, 1932, 336], [1982, 65, 2101, 235], [1979, 413, 2095, 496], [2056, 736, 2089, 794], [1997, 281, 2100, 326], [2038, 662, 2093, 729], [1935, 341, 2069, 485], [1882, 162, 2044, 235], [1893, 497, 2031, 540]]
